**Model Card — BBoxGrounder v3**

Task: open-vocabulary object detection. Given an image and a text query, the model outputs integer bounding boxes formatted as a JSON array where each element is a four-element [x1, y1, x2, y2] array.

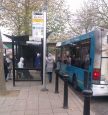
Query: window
[[81, 39, 90, 69], [56, 48, 61, 61], [61, 46, 71, 64], [70, 43, 81, 67], [70, 39, 90, 69]]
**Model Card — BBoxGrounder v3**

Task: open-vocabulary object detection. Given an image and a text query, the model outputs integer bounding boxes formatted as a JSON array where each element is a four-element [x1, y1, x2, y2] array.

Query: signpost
[[32, 11, 48, 91], [32, 12, 44, 42], [41, 11, 48, 91]]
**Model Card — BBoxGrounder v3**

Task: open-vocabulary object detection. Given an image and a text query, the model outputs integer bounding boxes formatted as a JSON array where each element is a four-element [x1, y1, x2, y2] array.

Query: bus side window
[[81, 48, 90, 69], [85, 53, 90, 69], [62, 53, 67, 64], [74, 46, 81, 67], [71, 55, 75, 65]]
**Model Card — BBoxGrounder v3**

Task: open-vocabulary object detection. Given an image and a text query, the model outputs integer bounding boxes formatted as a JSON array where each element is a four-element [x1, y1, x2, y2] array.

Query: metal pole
[[41, 10, 48, 91], [100, 28, 104, 80], [55, 69, 59, 93], [41, 39, 43, 84], [12, 38, 15, 86], [83, 90, 93, 115], [83, 71, 92, 115]]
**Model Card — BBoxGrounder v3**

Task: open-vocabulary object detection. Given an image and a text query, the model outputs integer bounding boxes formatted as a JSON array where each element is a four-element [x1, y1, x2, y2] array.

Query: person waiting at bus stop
[[56, 56, 61, 71], [17, 57, 24, 79], [34, 53, 41, 70], [46, 53, 54, 83], [4, 57, 9, 81]]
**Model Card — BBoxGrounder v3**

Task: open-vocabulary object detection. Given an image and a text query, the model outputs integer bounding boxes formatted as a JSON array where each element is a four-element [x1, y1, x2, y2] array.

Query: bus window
[[81, 40, 90, 69], [70, 40, 90, 69], [61, 47, 66, 64], [75, 45, 81, 67], [56, 47, 61, 61], [70, 47, 76, 65], [61, 46, 71, 64], [70, 43, 81, 67]]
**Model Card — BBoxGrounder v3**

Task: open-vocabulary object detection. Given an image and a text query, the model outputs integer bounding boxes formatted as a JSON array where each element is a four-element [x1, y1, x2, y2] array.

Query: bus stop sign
[[32, 12, 44, 42]]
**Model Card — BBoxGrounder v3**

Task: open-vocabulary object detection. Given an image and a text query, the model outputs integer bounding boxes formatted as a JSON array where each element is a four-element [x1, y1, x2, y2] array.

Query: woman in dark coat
[[35, 53, 41, 70], [4, 58, 9, 81]]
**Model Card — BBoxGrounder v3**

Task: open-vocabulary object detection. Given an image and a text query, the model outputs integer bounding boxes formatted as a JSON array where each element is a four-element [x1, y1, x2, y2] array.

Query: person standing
[[4, 57, 9, 81], [34, 53, 41, 70], [17, 57, 24, 79], [56, 56, 61, 70], [6, 56, 12, 80], [46, 53, 54, 83], [18, 57, 24, 68]]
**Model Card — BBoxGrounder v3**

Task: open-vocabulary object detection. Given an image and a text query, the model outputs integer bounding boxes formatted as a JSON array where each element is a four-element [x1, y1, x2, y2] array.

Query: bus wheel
[[72, 76, 78, 90]]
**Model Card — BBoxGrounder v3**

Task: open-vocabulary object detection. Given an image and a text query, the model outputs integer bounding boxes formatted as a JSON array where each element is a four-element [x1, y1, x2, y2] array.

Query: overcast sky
[[0, 27, 12, 42], [65, 0, 84, 12]]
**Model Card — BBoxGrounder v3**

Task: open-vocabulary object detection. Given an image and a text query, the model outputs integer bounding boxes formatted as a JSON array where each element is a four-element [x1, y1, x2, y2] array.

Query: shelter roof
[[4, 34, 29, 42]]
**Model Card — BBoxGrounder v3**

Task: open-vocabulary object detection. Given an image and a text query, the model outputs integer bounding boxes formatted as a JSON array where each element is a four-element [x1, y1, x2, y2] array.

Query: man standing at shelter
[[46, 53, 54, 83]]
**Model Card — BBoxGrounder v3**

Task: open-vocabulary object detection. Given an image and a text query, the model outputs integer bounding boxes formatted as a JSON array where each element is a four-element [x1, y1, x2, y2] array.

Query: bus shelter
[[4, 35, 43, 86]]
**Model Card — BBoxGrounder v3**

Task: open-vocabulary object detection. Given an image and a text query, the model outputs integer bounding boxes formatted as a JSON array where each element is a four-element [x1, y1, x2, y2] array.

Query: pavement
[[0, 75, 95, 115]]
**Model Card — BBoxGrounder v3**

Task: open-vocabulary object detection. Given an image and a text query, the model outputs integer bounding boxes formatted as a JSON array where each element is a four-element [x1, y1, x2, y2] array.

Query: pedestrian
[[4, 57, 9, 81], [46, 53, 54, 83], [34, 53, 41, 70], [17, 57, 24, 79], [18, 57, 24, 68], [6, 55, 12, 80], [56, 56, 61, 70]]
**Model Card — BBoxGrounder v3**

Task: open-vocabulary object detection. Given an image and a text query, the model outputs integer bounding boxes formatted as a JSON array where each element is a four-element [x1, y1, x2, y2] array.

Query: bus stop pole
[[41, 11, 48, 91], [41, 39, 43, 84]]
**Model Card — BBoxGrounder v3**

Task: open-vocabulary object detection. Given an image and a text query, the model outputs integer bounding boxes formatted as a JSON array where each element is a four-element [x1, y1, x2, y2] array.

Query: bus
[[56, 28, 108, 96]]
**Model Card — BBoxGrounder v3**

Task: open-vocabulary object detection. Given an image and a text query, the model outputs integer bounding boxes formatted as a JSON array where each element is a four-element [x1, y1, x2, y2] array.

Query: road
[[91, 96, 108, 115], [69, 85, 108, 115]]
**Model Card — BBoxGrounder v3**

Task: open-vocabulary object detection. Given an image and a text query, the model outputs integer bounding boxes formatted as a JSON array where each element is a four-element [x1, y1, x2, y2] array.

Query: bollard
[[55, 69, 59, 93], [83, 89, 93, 115], [63, 74, 69, 109]]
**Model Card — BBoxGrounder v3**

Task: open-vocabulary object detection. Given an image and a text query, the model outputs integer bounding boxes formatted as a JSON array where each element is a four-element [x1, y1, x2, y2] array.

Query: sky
[[65, 0, 84, 12], [0, 27, 12, 42], [1, 0, 84, 42]]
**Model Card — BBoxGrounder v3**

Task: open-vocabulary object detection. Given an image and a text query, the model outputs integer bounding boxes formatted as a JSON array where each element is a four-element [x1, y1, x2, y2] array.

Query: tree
[[0, 0, 43, 35], [76, 4, 97, 33], [89, 0, 108, 28], [0, 0, 70, 41], [67, 0, 108, 36], [66, 0, 98, 35], [0, 30, 6, 95], [47, 0, 72, 41], [0, 0, 73, 43]]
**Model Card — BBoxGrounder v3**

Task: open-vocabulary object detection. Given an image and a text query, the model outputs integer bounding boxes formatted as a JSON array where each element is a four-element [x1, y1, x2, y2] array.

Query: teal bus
[[56, 28, 108, 96]]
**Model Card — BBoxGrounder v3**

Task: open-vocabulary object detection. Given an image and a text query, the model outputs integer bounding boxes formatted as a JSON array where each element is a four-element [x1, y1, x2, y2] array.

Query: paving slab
[[0, 75, 95, 115]]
